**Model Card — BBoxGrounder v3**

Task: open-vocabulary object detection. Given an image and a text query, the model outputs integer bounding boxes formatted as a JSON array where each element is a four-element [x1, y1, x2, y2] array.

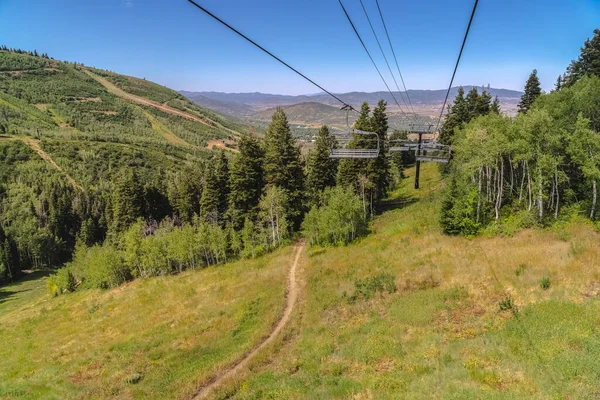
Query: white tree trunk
[[477, 166, 482, 222], [538, 167, 543, 220], [592, 180, 597, 220]]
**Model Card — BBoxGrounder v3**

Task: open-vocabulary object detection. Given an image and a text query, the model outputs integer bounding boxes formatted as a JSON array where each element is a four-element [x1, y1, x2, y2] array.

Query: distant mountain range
[[180, 86, 524, 139]]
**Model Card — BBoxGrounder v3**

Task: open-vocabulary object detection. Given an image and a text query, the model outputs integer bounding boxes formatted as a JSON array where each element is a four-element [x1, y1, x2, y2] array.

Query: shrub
[[303, 186, 367, 246], [70, 244, 130, 289], [540, 277, 551, 290], [515, 264, 526, 276], [499, 296, 515, 312], [348, 273, 397, 303], [46, 268, 77, 296], [124, 373, 143, 385]]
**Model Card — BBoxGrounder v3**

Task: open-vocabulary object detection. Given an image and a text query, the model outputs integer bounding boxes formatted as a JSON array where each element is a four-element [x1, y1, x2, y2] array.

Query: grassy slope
[[0, 246, 296, 399], [220, 164, 600, 399]]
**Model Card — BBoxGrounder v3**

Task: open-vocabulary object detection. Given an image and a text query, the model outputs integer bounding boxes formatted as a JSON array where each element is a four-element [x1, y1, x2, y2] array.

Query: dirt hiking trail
[[192, 242, 305, 399]]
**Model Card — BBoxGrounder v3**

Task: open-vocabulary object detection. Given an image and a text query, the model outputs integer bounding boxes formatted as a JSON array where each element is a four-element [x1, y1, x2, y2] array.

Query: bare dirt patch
[[74, 97, 102, 103], [207, 139, 238, 152]]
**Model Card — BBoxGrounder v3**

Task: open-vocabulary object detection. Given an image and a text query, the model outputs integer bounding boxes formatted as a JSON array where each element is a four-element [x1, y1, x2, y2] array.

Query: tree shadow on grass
[[378, 193, 418, 213], [0, 270, 52, 305]]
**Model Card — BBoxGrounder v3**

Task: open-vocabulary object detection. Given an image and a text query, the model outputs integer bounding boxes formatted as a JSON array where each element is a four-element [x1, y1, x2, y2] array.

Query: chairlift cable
[[338, 0, 409, 119], [187, 0, 358, 113], [358, 0, 414, 118], [435, 0, 479, 132], [374, 0, 416, 116]]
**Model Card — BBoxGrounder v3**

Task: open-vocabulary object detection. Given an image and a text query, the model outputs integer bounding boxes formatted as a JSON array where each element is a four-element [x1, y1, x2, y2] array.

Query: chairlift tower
[[389, 122, 451, 189]]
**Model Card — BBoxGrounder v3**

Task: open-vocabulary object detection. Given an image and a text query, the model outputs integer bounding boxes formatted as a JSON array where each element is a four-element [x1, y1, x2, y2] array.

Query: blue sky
[[1, 0, 598, 95]]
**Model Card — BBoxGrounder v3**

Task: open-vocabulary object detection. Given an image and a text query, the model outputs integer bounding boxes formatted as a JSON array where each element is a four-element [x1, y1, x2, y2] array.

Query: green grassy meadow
[[0, 246, 295, 399]]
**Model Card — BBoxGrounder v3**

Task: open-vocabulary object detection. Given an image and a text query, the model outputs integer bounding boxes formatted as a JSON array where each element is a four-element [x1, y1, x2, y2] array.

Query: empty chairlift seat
[[416, 143, 452, 163], [330, 129, 380, 159]]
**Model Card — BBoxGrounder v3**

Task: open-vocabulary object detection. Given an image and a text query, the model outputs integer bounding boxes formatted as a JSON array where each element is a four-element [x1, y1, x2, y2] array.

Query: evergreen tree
[[367, 99, 391, 204], [214, 151, 230, 219], [167, 168, 202, 223], [554, 75, 563, 92], [491, 96, 501, 114], [440, 87, 468, 145], [518, 69, 542, 114], [200, 152, 229, 225], [229, 134, 265, 230], [466, 87, 481, 119], [337, 102, 371, 189], [263, 108, 305, 231], [112, 169, 143, 234], [475, 90, 492, 116], [389, 130, 413, 179], [565, 29, 600, 86], [200, 160, 221, 224], [306, 125, 338, 204]]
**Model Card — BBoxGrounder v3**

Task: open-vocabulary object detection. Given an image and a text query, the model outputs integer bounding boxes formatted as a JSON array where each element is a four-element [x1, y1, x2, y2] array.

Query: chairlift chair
[[416, 143, 452, 163], [329, 106, 380, 159]]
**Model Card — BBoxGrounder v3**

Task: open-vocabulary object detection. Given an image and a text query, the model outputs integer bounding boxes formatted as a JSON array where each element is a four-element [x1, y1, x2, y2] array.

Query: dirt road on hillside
[[192, 242, 305, 399], [82, 70, 213, 127], [20, 137, 83, 191]]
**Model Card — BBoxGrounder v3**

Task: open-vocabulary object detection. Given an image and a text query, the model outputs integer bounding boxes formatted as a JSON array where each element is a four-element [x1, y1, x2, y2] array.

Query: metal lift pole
[[414, 132, 423, 189]]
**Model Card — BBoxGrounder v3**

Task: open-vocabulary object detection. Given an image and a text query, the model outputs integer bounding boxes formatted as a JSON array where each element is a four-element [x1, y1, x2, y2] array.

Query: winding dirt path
[[20, 137, 83, 191], [192, 242, 305, 399]]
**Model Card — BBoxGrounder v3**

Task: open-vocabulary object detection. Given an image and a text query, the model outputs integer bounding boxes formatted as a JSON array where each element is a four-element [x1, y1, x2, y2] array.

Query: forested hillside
[[0, 48, 250, 282]]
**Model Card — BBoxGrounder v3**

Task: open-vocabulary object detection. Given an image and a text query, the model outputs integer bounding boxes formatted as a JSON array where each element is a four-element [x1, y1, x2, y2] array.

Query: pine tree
[[167, 168, 201, 223], [565, 29, 600, 86], [306, 125, 338, 204], [367, 99, 391, 204], [112, 169, 143, 234], [229, 134, 265, 230], [263, 108, 305, 231], [518, 69, 542, 114], [475, 90, 492, 116], [337, 102, 371, 189], [554, 75, 563, 92], [440, 87, 468, 145], [491, 96, 501, 114], [466, 87, 481, 119], [200, 160, 221, 224], [214, 151, 230, 220]]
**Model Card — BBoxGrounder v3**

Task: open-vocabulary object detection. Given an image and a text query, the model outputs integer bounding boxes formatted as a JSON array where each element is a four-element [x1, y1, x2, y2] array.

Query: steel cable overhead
[[338, 0, 409, 119], [187, 0, 358, 112], [435, 0, 480, 132], [374, 0, 416, 117], [357, 0, 414, 118]]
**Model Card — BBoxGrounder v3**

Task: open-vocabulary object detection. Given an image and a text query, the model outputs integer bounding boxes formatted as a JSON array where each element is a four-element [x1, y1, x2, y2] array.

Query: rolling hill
[[0, 50, 246, 151], [181, 86, 523, 139]]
